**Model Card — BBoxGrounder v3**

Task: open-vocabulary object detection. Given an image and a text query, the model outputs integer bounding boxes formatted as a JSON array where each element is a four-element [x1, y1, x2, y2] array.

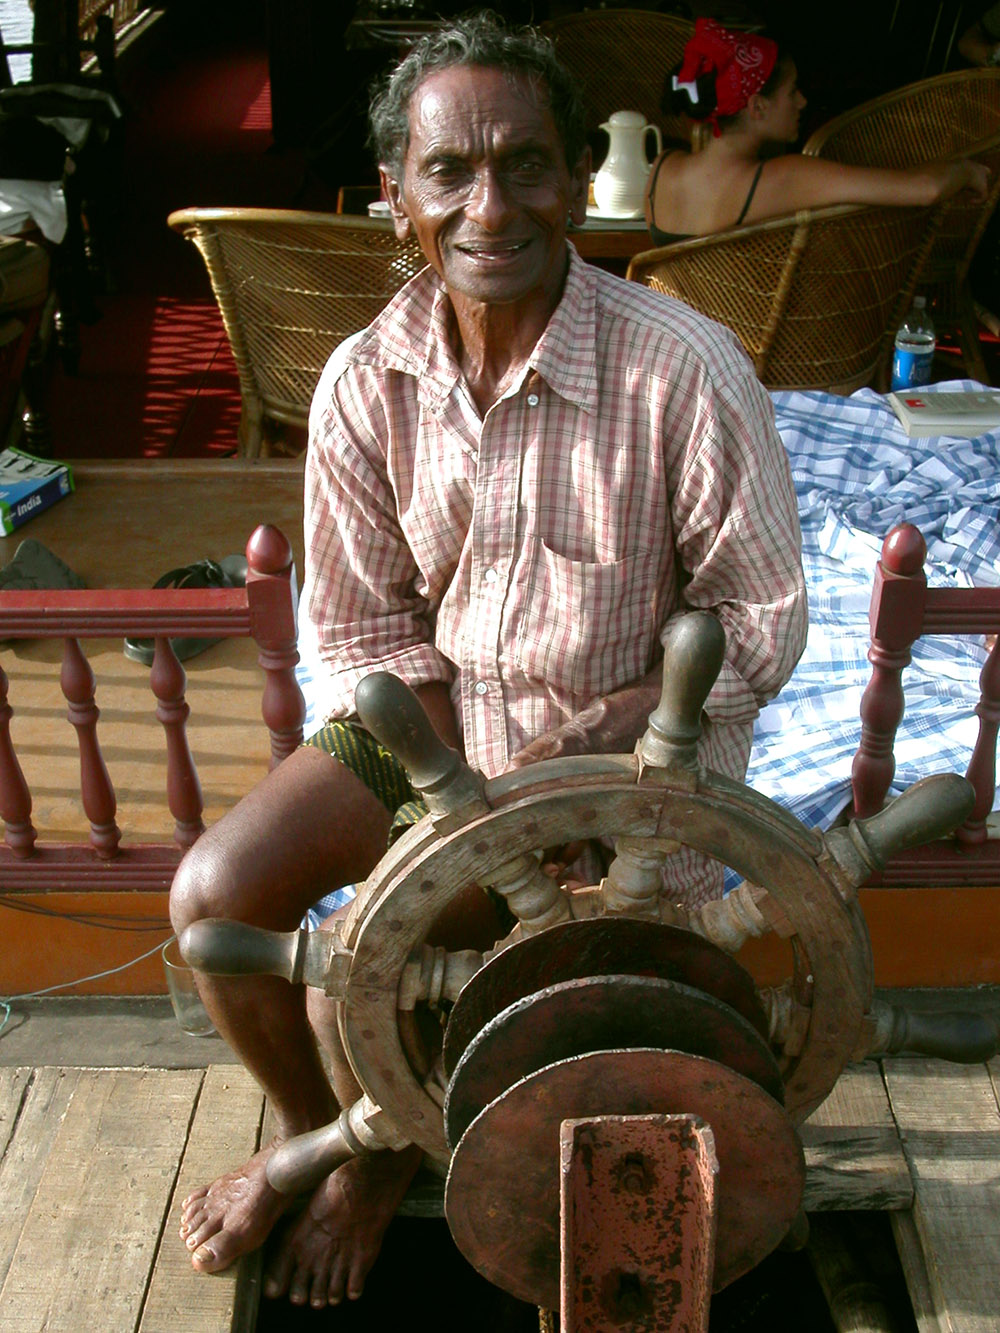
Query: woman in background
[[645, 19, 990, 246]]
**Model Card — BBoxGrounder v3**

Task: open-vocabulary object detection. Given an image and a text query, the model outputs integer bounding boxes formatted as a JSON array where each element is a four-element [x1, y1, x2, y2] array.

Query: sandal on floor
[[123, 555, 247, 666], [0, 539, 86, 590]]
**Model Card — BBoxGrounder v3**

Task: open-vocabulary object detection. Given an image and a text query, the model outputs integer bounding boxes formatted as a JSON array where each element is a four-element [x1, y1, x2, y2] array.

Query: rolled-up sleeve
[[304, 359, 454, 720], [660, 349, 807, 725]]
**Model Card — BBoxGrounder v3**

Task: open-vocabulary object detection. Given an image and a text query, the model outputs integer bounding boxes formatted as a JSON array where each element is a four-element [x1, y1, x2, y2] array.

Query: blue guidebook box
[[0, 446, 74, 535]]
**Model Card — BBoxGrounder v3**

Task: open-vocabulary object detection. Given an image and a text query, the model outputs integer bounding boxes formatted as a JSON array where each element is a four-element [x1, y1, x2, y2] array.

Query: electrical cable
[[0, 935, 175, 1039], [0, 894, 170, 929]]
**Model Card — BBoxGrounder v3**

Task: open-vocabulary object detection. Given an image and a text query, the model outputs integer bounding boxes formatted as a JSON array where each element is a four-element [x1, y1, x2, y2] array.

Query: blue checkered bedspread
[[752, 379, 1000, 833], [295, 379, 1000, 910]]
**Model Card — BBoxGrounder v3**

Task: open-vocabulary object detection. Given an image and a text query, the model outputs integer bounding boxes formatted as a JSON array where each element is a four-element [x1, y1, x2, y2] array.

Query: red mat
[[42, 17, 329, 460]]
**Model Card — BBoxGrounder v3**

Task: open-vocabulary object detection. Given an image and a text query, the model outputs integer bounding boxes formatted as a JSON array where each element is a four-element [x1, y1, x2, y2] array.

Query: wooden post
[[246, 524, 305, 766], [0, 659, 36, 856], [149, 638, 204, 850], [61, 635, 121, 859], [852, 523, 927, 818]]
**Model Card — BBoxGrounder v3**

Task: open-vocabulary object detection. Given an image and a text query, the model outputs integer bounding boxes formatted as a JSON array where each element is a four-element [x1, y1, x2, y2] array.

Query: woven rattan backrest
[[802, 69, 1000, 281], [626, 202, 938, 392], [541, 9, 694, 147], [167, 207, 426, 456]]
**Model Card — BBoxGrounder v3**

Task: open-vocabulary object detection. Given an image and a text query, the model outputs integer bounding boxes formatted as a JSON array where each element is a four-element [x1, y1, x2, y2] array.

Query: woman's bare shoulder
[[649, 147, 693, 176]]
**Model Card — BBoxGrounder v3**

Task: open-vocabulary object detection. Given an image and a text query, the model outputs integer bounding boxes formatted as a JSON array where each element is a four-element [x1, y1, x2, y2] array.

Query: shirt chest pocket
[[507, 540, 659, 701]]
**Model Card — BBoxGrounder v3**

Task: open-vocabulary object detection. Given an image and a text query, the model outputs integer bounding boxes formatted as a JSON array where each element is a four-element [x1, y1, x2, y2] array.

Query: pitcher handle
[[645, 124, 663, 159]]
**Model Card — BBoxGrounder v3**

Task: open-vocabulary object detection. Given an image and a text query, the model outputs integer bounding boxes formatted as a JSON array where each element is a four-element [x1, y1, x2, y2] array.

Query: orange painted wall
[[0, 893, 172, 997], [3, 885, 1000, 998]]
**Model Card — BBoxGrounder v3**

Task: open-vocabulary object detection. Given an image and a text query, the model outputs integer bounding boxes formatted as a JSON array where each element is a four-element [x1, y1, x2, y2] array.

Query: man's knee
[[169, 831, 236, 934]]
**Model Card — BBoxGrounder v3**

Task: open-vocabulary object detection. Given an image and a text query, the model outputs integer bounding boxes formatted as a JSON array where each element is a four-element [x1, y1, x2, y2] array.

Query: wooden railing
[[0, 0, 152, 86], [77, 0, 147, 53], [852, 522, 1000, 885], [0, 523, 304, 892]]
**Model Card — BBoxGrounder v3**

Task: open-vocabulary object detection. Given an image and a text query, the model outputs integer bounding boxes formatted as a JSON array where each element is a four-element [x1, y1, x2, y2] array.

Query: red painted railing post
[[958, 639, 1000, 847], [246, 523, 305, 766], [149, 638, 205, 850], [61, 637, 121, 859], [0, 659, 37, 857], [852, 524, 927, 819]]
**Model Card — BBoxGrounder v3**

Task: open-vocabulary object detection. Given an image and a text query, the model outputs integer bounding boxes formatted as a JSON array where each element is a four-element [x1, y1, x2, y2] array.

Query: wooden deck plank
[[801, 1062, 912, 1211], [2, 1055, 995, 1331], [0, 1066, 30, 1158], [0, 1068, 201, 1332], [0, 1067, 83, 1290], [883, 1058, 1000, 1331], [139, 1064, 266, 1333], [890, 1210, 946, 1333]]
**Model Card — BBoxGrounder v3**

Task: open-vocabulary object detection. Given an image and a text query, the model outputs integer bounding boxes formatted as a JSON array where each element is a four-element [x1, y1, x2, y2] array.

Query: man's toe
[[288, 1268, 310, 1306], [346, 1249, 373, 1301], [310, 1275, 330, 1309], [191, 1233, 241, 1274], [263, 1246, 294, 1299]]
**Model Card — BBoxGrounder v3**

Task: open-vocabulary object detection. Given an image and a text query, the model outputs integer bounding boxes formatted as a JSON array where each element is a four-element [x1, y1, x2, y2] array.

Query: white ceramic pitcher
[[593, 110, 663, 219]]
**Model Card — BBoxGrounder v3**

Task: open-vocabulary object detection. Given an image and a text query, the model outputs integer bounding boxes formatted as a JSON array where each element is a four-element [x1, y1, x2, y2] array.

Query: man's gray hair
[[369, 10, 588, 178]]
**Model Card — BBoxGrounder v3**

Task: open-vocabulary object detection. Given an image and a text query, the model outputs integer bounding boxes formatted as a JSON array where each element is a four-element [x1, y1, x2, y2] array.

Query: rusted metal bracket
[[560, 1113, 718, 1332]]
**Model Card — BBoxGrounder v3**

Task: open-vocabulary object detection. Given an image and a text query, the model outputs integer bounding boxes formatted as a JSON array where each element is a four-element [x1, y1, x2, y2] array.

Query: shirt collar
[[527, 246, 600, 415], [346, 244, 601, 415]]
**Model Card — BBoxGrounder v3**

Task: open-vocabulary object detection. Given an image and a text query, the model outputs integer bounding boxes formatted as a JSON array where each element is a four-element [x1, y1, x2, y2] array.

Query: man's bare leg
[[260, 972, 422, 1307], [171, 745, 396, 1276], [258, 877, 508, 1308]]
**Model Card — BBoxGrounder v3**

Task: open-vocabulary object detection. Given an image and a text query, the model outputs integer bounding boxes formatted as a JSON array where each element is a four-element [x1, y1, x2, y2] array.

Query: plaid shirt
[[304, 246, 806, 788]]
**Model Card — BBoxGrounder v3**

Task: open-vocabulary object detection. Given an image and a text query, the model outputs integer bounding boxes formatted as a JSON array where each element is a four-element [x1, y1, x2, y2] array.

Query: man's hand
[[505, 662, 667, 885], [507, 660, 665, 771]]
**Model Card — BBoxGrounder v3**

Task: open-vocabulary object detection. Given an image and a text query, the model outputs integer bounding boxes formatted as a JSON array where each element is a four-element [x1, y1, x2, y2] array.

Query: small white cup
[[162, 938, 215, 1036]]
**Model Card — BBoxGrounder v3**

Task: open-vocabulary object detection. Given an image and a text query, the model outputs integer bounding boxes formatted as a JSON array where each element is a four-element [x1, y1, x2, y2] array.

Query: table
[[570, 214, 654, 266]]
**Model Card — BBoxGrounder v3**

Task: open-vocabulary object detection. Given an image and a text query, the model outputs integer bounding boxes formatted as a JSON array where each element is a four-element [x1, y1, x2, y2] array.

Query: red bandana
[[676, 18, 779, 135]]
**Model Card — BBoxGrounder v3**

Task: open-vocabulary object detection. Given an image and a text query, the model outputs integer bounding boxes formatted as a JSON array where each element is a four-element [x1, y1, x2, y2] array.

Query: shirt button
[[526, 393, 540, 407], [483, 567, 498, 584], [473, 680, 489, 697]]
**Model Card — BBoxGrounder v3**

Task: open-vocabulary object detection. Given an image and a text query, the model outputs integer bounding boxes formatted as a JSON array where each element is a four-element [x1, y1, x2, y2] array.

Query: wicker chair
[[540, 8, 694, 149], [802, 68, 1000, 381], [167, 208, 426, 457], [626, 201, 940, 393]]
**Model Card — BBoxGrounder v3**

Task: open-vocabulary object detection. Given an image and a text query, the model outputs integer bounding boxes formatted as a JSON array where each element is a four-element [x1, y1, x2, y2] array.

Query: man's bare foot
[[263, 1145, 422, 1308], [179, 1138, 295, 1273]]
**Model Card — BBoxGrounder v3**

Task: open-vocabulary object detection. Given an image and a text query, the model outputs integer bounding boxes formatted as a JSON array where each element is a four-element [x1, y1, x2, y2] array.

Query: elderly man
[[171, 12, 806, 1312]]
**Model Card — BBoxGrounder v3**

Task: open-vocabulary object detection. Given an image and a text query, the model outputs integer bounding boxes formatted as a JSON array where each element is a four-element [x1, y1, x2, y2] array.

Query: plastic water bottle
[[891, 296, 936, 391]]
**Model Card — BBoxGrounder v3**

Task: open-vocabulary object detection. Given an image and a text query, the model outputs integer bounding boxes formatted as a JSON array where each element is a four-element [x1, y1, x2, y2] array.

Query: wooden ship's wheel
[[183, 613, 991, 1324]]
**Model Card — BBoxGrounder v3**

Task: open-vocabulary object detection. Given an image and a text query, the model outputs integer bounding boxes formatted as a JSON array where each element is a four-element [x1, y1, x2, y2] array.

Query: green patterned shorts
[[305, 719, 515, 933], [305, 719, 428, 845]]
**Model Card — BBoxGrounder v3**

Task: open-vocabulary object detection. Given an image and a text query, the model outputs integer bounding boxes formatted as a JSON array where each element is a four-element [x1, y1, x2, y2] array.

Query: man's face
[[382, 64, 590, 314]]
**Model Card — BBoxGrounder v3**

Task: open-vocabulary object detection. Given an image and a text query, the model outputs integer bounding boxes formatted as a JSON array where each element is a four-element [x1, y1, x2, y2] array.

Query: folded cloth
[[123, 555, 247, 666], [0, 537, 85, 589]]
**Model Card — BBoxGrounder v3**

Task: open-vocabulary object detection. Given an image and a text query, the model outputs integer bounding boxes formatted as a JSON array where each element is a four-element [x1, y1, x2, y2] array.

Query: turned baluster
[[957, 634, 1000, 846], [246, 524, 305, 767], [150, 638, 205, 849], [852, 524, 928, 818], [61, 637, 121, 858], [0, 660, 36, 856]]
